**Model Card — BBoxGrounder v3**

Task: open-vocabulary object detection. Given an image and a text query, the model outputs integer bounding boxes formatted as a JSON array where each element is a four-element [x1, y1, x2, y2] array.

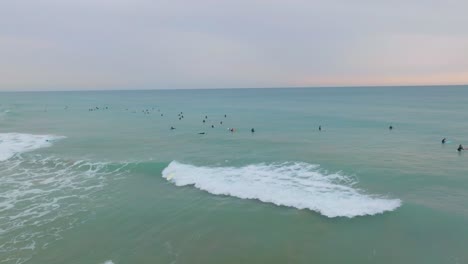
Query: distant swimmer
[[458, 144, 464, 152], [211, 125, 214, 128], [442, 138, 447, 144], [229, 128, 235, 132], [220, 121, 223, 125], [251, 128, 255, 133], [389, 125, 393, 130], [224, 114, 227, 118], [203, 120, 206, 123], [205, 115, 208, 119], [319, 125, 321, 131], [170, 126, 175, 130]]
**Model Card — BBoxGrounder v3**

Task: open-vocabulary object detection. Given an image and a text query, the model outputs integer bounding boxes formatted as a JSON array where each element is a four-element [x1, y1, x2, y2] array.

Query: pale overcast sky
[[1, 0, 467, 90]]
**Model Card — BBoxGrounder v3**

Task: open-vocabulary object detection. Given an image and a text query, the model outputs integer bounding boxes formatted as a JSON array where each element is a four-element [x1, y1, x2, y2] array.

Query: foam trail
[[162, 161, 401, 218], [0, 133, 65, 161], [0, 155, 129, 264]]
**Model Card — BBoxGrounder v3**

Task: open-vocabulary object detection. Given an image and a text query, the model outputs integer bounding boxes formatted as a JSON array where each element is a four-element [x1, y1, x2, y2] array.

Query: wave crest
[[162, 161, 401, 218], [0, 133, 65, 161]]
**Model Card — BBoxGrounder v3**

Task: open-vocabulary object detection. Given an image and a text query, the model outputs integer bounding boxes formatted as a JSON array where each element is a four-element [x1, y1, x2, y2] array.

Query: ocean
[[0, 86, 467, 264]]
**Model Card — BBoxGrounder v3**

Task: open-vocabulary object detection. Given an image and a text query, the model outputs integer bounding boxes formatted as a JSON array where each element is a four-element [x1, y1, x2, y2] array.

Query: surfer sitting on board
[[458, 144, 464, 152]]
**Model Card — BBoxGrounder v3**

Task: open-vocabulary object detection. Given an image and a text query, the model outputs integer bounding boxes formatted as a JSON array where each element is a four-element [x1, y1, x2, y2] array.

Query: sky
[[1, 0, 468, 91]]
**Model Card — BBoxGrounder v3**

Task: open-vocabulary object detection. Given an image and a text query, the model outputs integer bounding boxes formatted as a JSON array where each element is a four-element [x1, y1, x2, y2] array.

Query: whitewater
[[162, 161, 401, 218]]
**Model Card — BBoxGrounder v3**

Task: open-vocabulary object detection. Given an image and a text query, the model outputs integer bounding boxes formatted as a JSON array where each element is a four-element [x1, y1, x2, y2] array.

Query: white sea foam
[[162, 161, 401, 218], [0, 155, 129, 264], [0, 133, 65, 161], [102, 261, 114, 264]]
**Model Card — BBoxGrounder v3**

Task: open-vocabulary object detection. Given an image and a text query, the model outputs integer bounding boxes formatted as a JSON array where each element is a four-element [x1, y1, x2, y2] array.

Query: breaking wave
[[162, 161, 401, 218], [0, 133, 65, 162]]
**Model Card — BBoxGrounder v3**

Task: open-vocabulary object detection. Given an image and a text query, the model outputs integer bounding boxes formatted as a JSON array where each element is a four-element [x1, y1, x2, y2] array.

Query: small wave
[[102, 261, 114, 264], [0, 133, 65, 161], [0, 109, 10, 117], [162, 161, 401, 218]]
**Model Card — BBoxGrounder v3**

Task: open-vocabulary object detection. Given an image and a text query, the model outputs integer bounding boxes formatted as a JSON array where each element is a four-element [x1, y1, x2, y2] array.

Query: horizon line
[[0, 83, 467, 93]]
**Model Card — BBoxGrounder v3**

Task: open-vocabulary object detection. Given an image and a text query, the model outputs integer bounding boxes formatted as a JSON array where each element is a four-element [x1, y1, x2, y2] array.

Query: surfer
[[251, 128, 255, 133], [442, 138, 446, 144], [457, 144, 464, 152], [198, 132, 206, 135], [389, 125, 393, 130], [319, 125, 321, 131], [211, 125, 214, 128], [170, 126, 175, 130], [203, 119, 206, 123]]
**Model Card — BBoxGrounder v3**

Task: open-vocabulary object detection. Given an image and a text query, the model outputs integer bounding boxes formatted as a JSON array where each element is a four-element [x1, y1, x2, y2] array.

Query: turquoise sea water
[[0, 86, 467, 263]]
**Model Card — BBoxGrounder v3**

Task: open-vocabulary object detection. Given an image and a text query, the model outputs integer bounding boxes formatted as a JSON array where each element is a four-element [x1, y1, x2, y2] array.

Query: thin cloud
[[1, 0, 467, 90]]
